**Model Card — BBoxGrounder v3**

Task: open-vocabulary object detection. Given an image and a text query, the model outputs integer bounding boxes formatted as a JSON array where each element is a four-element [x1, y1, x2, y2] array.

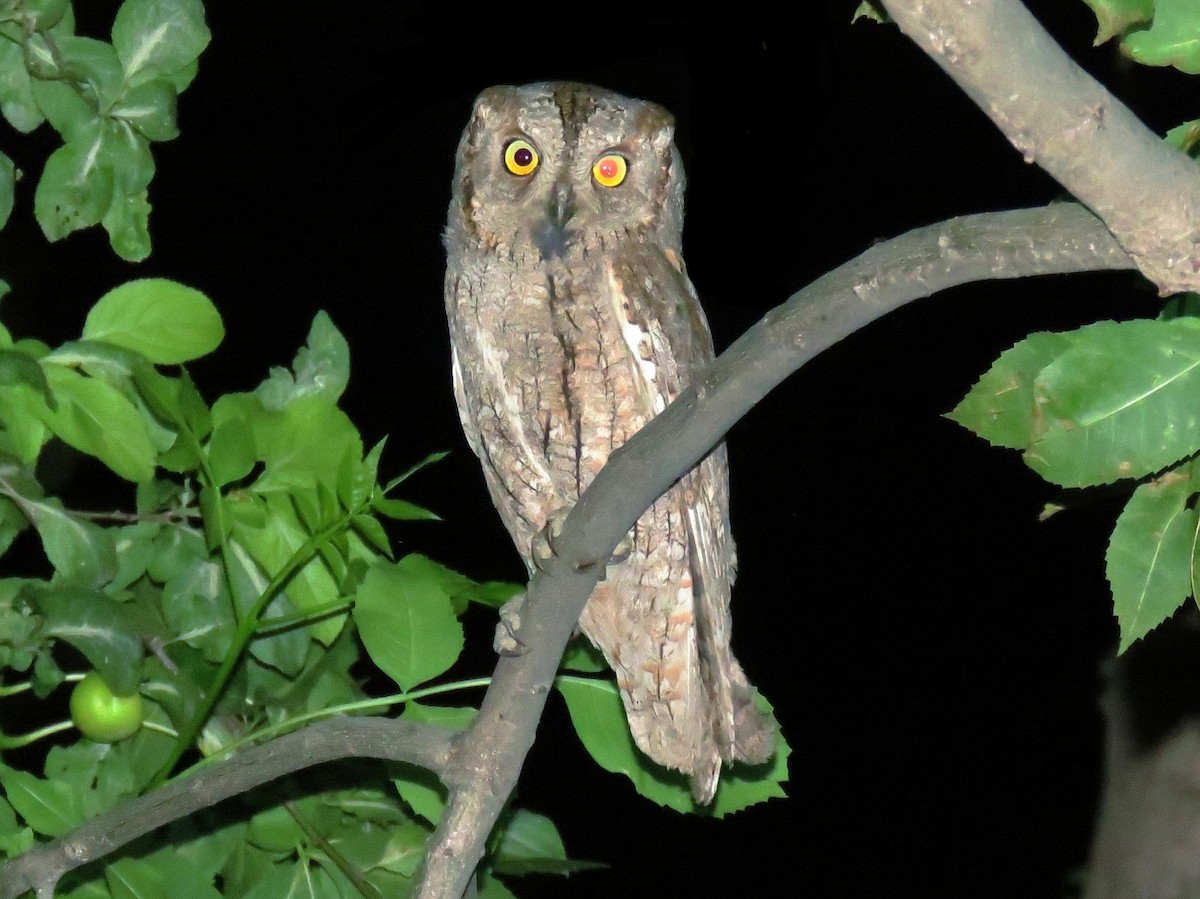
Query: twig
[[0, 718, 456, 899], [881, 0, 1200, 296]]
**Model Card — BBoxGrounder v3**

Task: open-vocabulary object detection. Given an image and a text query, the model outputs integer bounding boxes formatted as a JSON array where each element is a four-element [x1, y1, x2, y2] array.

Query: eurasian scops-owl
[[444, 82, 774, 802]]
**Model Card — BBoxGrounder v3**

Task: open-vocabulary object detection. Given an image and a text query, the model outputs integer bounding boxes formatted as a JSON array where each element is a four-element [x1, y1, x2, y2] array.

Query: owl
[[443, 82, 774, 802]]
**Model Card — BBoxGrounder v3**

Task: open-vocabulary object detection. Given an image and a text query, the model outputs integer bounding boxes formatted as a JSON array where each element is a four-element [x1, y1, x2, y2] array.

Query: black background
[[2, 1, 1191, 896]]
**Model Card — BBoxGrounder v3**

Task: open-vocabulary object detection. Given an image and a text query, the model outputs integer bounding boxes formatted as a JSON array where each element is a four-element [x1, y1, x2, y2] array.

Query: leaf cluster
[[0, 0, 209, 261], [0, 280, 611, 895]]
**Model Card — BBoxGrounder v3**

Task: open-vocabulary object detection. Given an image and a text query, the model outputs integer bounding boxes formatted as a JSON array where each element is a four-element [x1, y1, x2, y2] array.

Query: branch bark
[[881, 0, 1200, 295], [414, 202, 1135, 898], [0, 718, 455, 899]]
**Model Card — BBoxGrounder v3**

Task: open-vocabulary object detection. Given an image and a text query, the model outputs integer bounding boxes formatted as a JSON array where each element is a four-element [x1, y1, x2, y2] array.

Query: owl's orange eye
[[592, 154, 627, 188], [504, 139, 539, 176]]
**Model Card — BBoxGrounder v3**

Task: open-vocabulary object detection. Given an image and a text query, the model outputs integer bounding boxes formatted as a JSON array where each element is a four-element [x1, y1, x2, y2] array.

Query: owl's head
[[447, 82, 685, 259]]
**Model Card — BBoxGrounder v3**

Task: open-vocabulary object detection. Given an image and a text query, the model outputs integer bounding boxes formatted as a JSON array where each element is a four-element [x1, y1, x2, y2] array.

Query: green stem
[[148, 500, 371, 789], [287, 801, 382, 899], [186, 677, 492, 774], [0, 720, 73, 749]]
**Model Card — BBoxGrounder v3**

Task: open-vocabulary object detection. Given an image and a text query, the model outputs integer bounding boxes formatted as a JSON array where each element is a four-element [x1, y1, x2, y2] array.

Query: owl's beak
[[532, 181, 575, 259]]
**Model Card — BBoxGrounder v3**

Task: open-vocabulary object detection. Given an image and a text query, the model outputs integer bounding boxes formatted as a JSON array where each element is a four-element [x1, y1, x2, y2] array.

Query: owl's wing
[[599, 245, 774, 799]]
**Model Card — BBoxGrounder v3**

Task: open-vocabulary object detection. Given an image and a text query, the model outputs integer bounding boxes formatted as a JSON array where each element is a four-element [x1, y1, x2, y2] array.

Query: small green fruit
[[69, 672, 144, 743]]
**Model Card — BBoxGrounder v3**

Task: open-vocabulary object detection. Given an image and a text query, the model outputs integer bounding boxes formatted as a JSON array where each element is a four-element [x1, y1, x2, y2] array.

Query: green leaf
[[355, 555, 464, 691], [110, 77, 179, 141], [1121, 0, 1200, 73], [0, 765, 84, 836], [205, 417, 255, 487], [0, 385, 51, 462], [84, 278, 223, 364], [17, 495, 117, 588], [0, 150, 13, 230], [103, 188, 152, 261], [1107, 470, 1198, 651], [228, 492, 346, 647], [112, 0, 211, 84], [851, 1, 890, 24], [1080, 0, 1153, 44], [393, 703, 475, 823], [39, 363, 157, 482], [255, 311, 350, 411], [0, 37, 44, 132], [556, 675, 788, 815], [556, 675, 693, 812], [490, 808, 604, 876], [1028, 320, 1200, 486], [31, 586, 144, 691], [213, 393, 361, 495], [559, 637, 607, 673], [948, 331, 1073, 451], [371, 497, 440, 521], [0, 347, 54, 401], [34, 123, 114, 241]]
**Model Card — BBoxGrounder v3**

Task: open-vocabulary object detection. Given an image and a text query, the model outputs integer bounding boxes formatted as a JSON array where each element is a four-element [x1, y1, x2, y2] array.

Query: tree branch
[[414, 202, 1136, 898], [0, 718, 455, 899], [881, 0, 1200, 296]]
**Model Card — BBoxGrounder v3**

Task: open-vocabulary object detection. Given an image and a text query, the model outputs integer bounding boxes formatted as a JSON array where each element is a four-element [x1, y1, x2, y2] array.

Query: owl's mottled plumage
[[444, 82, 773, 801]]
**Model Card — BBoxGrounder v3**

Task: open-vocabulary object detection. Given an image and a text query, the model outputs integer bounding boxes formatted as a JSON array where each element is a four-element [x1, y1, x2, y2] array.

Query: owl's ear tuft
[[467, 86, 512, 144]]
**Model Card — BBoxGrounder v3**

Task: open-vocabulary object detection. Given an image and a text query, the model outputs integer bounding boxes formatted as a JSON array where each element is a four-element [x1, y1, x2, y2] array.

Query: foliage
[[0, 0, 209, 261], [1080, 0, 1200, 72], [0, 2, 790, 895], [0, 281, 607, 894], [948, 0, 1200, 657]]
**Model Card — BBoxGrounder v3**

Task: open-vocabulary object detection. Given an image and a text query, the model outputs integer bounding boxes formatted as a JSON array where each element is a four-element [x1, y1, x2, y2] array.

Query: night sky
[[1, 2, 1191, 896]]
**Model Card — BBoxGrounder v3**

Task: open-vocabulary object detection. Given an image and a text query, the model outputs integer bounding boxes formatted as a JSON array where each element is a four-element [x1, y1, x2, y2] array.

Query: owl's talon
[[608, 535, 632, 567], [531, 509, 569, 573], [493, 594, 528, 656]]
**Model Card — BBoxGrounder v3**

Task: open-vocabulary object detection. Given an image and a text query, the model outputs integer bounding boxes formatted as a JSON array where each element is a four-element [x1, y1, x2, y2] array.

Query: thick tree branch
[[881, 0, 1200, 295], [0, 718, 455, 899], [414, 203, 1136, 898]]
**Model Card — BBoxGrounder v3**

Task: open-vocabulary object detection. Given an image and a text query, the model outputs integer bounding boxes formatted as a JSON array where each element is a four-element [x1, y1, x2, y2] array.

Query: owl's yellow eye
[[503, 139, 539, 176], [592, 154, 627, 188]]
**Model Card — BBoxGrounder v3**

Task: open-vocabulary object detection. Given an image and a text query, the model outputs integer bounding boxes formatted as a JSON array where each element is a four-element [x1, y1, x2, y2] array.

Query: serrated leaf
[[948, 330, 1073, 450], [1121, 0, 1200, 73], [354, 555, 463, 691], [556, 676, 788, 815], [0, 765, 84, 836], [39, 363, 156, 482], [84, 278, 223, 364], [112, 0, 211, 84], [1107, 471, 1198, 651], [1027, 319, 1200, 487], [1081, 0, 1153, 44]]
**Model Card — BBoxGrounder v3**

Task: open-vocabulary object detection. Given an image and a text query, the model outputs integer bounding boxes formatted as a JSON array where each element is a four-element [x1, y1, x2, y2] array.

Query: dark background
[[2, 1, 1191, 896]]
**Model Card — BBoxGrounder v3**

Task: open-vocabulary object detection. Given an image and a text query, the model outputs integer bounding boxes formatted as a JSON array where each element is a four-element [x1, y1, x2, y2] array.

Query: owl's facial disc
[[531, 180, 576, 259]]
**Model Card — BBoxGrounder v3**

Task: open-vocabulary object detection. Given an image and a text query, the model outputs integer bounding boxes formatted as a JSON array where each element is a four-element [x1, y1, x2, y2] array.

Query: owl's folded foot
[[493, 594, 528, 656]]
